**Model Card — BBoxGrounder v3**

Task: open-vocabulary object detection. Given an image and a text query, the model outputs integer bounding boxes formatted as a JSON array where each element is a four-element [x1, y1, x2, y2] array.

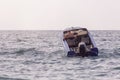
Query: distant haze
[[0, 0, 120, 30]]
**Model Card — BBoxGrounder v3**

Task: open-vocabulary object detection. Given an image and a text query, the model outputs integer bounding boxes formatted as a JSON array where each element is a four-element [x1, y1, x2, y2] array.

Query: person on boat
[[64, 31, 78, 48], [64, 31, 76, 40], [77, 42, 90, 57]]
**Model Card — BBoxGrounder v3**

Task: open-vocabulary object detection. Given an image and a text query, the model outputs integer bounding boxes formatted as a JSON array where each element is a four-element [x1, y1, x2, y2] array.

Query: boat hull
[[67, 47, 98, 57]]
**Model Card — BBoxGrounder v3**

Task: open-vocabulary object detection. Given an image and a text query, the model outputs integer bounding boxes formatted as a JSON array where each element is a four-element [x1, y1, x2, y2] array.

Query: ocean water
[[0, 30, 120, 80]]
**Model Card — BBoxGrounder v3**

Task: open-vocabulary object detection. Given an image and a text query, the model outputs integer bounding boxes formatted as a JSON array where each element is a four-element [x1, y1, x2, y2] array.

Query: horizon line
[[0, 29, 120, 31]]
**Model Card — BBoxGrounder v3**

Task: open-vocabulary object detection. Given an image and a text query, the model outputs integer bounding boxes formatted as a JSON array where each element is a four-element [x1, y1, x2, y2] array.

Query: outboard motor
[[78, 42, 88, 57]]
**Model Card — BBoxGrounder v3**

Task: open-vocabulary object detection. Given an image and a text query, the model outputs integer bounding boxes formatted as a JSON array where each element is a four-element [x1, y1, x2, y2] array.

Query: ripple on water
[[0, 77, 27, 80], [113, 67, 120, 70]]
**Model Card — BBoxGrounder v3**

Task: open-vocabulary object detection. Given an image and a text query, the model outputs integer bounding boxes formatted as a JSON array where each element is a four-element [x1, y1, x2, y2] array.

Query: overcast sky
[[0, 0, 120, 30]]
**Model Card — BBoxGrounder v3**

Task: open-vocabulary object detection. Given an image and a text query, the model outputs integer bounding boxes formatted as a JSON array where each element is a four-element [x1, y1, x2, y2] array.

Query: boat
[[62, 27, 98, 57]]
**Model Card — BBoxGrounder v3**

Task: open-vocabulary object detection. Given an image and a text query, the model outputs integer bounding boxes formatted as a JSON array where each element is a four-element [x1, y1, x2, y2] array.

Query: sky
[[0, 0, 120, 30]]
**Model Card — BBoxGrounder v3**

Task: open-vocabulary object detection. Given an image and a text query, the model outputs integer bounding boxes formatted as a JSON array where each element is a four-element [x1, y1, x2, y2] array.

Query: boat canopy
[[63, 27, 87, 32], [63, 27, 88, 38]]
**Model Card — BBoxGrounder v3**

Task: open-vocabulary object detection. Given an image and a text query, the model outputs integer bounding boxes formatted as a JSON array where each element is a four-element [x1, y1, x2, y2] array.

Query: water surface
[[0, 30, 120, 80]]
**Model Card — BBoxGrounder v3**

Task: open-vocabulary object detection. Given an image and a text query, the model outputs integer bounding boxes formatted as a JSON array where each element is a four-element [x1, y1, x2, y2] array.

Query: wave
[[0, 76, 27, 80]]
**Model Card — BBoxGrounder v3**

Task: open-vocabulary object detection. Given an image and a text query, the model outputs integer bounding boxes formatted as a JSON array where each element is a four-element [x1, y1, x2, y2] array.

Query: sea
[[0, 30, 120, 80]]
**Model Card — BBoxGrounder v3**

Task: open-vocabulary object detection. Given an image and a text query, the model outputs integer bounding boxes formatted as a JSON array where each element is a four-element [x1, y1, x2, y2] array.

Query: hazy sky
[[0, 0, 120, 30]]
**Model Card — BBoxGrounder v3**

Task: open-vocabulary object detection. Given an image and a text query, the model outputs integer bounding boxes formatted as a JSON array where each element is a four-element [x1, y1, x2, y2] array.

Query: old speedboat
[[62, 27, 98, 57]]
